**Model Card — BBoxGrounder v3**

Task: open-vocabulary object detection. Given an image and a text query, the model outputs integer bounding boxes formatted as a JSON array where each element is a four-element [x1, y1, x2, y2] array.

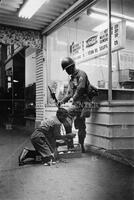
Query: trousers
[[31, 130, 53, 159], [67, 104, 86, 147]]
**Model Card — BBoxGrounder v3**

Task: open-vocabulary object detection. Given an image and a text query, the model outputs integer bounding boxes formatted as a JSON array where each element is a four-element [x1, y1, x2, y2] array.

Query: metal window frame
[[42, 0, 98, 35]]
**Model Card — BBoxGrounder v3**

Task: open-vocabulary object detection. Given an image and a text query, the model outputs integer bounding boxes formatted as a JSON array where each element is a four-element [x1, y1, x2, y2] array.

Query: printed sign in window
[[70, 21, 126, 63]]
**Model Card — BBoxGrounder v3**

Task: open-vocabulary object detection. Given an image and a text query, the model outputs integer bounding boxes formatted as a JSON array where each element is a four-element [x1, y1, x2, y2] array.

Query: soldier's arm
[[73, 72, 88, 101], [60, 81, 73, 104]]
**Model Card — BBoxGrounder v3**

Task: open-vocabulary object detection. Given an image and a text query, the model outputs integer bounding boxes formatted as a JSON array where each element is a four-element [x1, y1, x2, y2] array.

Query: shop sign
[[70, 21, 126, 63]]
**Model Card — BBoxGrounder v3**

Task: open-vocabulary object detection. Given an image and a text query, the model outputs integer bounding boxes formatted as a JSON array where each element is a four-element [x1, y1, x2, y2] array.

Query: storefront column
[[35, 48, 44, 127], [42, 35, 48, 120], [35, 34, 49, 127], [107, 0, 112, 103]]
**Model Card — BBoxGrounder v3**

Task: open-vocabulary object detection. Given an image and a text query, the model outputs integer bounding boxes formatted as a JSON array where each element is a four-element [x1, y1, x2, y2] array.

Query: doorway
[[0, 45, 36, 128], [4, 48, 25, 126]]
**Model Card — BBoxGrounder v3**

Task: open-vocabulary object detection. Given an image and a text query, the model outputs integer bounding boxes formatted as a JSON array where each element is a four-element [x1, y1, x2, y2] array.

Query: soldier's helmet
[[61, 57, 75, 70]]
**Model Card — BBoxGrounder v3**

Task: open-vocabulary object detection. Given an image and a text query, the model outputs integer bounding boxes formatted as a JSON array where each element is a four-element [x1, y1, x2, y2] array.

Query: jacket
[[62, 69, 91, 104], [31, 116, 74, 149]]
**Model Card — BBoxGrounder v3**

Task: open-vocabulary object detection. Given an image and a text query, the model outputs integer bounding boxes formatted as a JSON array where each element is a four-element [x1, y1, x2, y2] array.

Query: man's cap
[[61, 57, 75, 70]]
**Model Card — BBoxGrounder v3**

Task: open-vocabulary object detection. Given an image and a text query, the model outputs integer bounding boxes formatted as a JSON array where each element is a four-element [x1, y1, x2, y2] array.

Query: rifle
[[48, 86, 59, 107]]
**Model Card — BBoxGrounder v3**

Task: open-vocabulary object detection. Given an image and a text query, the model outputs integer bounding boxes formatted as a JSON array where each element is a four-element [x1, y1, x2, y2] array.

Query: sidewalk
[[0, 126, 134, 200], [0, 126, 32, 169]]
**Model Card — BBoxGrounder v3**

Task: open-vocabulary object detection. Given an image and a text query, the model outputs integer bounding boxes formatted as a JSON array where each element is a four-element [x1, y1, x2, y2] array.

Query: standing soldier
[[59, 57, 92, 153]]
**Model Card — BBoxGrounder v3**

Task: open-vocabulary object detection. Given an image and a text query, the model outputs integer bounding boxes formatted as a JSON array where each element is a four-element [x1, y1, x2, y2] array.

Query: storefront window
[[112, 0, 134, 90], [47, 26, 70, 104], [47, 0, 134, 105], [92, 0, 134, 91], [25, 47, 36, 117]]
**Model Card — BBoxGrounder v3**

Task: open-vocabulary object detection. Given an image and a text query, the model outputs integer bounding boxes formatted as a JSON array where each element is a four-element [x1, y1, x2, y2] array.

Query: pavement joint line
[[0, 137, 29, 172], [0, 163, 40, 173], [113, 150, 134, 167], [86, 145, 134, 168]]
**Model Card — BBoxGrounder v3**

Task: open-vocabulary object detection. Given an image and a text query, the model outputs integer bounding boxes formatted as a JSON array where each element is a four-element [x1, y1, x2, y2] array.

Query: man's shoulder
[[41, 116, 60, 127], [52, 116, 61, 125], [77, 69, 88, 78]]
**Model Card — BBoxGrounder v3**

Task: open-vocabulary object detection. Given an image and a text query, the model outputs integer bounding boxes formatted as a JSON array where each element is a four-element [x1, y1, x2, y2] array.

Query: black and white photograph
[[0, 0, 134, 199]]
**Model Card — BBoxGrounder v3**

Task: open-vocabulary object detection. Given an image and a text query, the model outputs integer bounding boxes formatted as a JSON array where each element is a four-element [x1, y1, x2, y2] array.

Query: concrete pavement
[[0, 127, 134, 200]]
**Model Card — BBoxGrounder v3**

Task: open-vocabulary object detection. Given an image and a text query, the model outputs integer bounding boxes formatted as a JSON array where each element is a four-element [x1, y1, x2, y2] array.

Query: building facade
[[38, 0, 134, 152]]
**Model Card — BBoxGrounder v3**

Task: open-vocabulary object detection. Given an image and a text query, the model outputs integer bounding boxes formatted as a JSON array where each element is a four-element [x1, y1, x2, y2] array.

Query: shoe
[[44, 162, 50, 166], [82, 149, 86, 153], [43, 159, 56, 166], [43, 155, 56, 166], [19, 148, 29, 164]]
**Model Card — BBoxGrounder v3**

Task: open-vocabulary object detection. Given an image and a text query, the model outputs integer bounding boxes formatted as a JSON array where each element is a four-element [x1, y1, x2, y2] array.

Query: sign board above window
[[70, 21, 126, 63]]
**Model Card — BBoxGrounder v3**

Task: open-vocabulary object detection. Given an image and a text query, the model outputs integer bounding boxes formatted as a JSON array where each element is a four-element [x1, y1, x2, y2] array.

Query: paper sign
[[70, 21, 126, 63]]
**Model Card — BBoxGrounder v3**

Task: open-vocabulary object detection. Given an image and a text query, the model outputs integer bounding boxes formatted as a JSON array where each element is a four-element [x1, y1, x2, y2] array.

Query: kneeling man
[[19, 108, 75, 166]]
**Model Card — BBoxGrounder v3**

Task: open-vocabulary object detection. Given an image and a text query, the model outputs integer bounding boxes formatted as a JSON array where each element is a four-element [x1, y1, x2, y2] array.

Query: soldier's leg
[[74, 116, 86, 153], [65, 105, 80, 149], [67, 104, 80, 118], [78, 129, 86, 153], [63, 116, 74, 149]]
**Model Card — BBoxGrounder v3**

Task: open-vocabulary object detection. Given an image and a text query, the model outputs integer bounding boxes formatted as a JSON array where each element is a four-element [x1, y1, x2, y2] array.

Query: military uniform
[[61, 69, 91, 152]]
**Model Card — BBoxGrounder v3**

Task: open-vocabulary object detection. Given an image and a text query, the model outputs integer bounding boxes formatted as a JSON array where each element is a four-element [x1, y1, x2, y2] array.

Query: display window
[[47, 0, 134, 105]]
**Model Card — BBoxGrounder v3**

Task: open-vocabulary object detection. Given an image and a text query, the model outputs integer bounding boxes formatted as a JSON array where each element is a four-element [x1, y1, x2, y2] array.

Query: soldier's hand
[[57, 101, 61, 108]]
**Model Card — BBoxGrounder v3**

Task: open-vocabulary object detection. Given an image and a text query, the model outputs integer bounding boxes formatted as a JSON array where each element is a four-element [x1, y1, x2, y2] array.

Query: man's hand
[[66, 133, 76, 139]]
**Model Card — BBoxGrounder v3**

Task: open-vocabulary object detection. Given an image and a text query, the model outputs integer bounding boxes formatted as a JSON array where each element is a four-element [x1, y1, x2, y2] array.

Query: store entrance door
[[5, 48, 25, 126]]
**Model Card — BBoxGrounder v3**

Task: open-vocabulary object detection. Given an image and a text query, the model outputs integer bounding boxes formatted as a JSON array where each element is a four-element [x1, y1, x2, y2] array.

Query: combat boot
[[81, 144, 86, 153]]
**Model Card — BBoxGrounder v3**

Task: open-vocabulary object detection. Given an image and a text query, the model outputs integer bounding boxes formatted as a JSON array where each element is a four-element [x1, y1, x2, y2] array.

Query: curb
[[85, 144, 134, 168]]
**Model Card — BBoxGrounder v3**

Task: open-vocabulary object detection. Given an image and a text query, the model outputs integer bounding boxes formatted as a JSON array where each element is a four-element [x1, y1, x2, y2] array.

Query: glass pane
[[25, 47, 36, 117], [47, 26, 70, 104], [111, 0, 134, 90]]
